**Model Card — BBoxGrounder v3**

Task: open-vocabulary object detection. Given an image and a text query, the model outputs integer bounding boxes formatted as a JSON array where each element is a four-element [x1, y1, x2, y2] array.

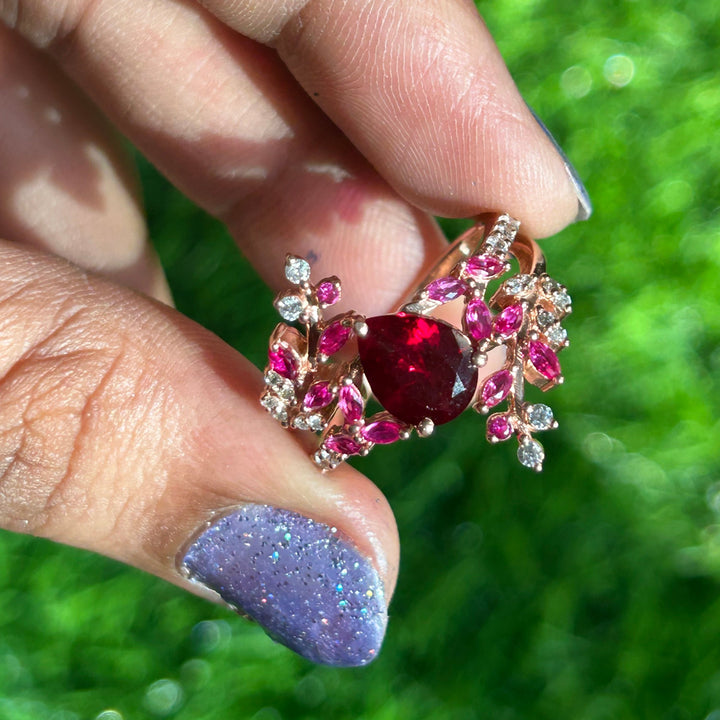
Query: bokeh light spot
[[143, 679, 184, 717], [561, 65, 593, 98], [604, 54, 635, 87]]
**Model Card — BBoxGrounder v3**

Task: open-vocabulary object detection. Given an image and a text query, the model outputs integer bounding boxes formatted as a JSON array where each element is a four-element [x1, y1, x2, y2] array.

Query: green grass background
[[1, 1, 719, 718]]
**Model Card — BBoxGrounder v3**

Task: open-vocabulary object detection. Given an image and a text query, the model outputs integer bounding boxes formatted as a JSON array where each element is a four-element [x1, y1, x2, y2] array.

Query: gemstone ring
[[261, 213, 571, 471]]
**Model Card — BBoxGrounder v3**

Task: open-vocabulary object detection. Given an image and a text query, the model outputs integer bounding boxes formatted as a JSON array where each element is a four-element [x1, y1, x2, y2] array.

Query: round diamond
[[261, 394, 288, 423], [552, 290, 572, 312], [293, 416, 309, 430], [546, 324, 568, 346], [307, 414, 325, 432], [504, 274, 536, 296], [264, 371, 295, 401], [285, 256, 311, 284], [275, 294, 304, 322], [526, 404, 554, 430], [518, 439, 544, 469], [537, 310, 556, 328]]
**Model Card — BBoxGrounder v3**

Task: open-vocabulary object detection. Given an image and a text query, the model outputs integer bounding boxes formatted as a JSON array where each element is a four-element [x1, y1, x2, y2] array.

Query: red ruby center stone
[[357, 313, 478, 426]]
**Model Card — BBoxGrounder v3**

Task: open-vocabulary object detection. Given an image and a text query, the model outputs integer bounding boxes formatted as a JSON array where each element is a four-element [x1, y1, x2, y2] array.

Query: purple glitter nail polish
[[180, 505, 387, 667]]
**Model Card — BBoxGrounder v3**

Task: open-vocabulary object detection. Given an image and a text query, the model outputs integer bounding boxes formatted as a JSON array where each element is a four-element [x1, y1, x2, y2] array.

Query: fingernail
[[527, 105, 593, 222], [180, 504, 387, 667]]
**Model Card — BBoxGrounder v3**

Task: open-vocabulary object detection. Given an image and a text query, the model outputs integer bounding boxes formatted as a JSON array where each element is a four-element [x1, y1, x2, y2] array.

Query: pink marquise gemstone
[[493, 304, 523, 338], [316, 280, 340, 306], [487, 413, 512, 441], [318, 321, 352, 356], [338, 384, 364, 422], [357, 313, 478, 426], [426, 276, 468, 302], [480, 370, 513, 408], [466, 254, 505, 279], [268, 346, 298, 380], [361, 419, 403, 444], [465, 297, 493, 341], [528, 341, 562, 380], [325, 434, 362, 456], [302, 381, 334, 410]]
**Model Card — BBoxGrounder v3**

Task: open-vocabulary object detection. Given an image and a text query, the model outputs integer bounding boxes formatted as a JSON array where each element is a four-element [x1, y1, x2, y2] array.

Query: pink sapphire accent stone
[[480, 370, 513, 408], [318, 321, 352, 356], [302, 381, 334, 411], [268, 346, 298, 380], [487, 413, 512, 441], [465, 298, 493, 341], [466, 254, 505, 279], [338, 384, 364, 422], [493, 304, 523, 338], [426, 276, 468, 302], [357, 313, 478, 426], [316, 281, 340, 306], [325, 434, 362, 456], [528, 341, 562, 380], [361, 420, 403, 444]]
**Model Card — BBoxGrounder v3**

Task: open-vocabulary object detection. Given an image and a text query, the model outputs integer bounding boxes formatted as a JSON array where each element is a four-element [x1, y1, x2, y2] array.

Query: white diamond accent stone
[[526, 404, 554, 430], [275, 294, 304, 322], [484, 234, 511, 253], [264, 371, 295, 401], [504, 274, 536, 296], [293, 416, 309, 430], [537, 310, 556, 328], [307, 414, 324, 432], [552, 290, 572, 312], [285, 256, 311, 284], [542, 278, 559, 295], [261, 394, 288, 423], [546, 324, 568, 346], [518, 439, 545, 469]]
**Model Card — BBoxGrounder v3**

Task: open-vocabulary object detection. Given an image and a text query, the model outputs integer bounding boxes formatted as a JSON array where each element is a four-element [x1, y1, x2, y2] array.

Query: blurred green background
[[1, 0, 720, 718]]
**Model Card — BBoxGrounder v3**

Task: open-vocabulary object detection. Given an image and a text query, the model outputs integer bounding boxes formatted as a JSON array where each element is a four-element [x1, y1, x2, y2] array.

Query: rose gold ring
[[261, 213, 570, 472]]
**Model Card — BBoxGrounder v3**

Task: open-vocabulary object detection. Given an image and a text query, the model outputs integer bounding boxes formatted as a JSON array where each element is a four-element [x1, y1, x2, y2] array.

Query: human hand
[[0, 0, 590, 666]]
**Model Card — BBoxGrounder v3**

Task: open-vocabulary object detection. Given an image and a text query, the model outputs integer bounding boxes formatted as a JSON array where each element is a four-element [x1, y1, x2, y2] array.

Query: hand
[[0, 0, 589, 666]]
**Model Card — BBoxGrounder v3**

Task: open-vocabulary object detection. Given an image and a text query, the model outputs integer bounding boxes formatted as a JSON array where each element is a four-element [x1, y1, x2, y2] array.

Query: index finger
[[198, 0, 591, 237]]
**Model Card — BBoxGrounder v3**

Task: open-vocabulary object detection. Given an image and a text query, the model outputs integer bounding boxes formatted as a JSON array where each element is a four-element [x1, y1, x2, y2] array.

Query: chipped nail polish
[[527, 105, 593, 222], [180, 505, 387, 667]]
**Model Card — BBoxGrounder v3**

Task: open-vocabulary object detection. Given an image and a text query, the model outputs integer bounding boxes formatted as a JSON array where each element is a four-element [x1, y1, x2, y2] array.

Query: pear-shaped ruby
[[357, 313, 477, 425], [528, 341, 561, 379]]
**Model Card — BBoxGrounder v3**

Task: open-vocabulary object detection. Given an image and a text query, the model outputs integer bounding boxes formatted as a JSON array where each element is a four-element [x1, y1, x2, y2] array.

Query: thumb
[[0, 241, 398, 667]]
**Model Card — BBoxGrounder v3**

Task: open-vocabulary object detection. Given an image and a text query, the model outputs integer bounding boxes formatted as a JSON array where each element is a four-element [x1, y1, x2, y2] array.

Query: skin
[[0, 0, 583, 612]]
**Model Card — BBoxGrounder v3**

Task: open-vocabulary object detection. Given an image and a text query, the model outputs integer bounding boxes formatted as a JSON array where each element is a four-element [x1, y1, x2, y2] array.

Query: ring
[[261, 213, 570, 472]]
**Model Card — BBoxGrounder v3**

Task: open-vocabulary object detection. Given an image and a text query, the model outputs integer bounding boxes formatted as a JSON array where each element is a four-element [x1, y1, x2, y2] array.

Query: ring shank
[[411, 213, 546, 297]]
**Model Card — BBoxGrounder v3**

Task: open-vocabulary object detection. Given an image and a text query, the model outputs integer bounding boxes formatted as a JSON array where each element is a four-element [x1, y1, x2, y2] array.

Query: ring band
[[261, 213, 570, 472]]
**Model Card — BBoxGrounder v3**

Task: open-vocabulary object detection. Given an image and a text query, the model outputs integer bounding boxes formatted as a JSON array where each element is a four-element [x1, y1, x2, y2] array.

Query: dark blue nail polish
[[180, 505, 387, 667], [527, 105, 593, 222]]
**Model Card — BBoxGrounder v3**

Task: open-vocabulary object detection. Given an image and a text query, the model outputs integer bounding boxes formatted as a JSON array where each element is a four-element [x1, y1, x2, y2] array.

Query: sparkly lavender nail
[[180, 505, 387, 667]]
